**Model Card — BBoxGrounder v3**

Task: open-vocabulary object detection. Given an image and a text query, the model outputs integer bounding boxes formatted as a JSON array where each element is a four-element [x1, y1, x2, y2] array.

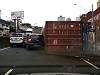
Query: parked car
[[25, 34, 44, 50], [10, 33, 27, 47]]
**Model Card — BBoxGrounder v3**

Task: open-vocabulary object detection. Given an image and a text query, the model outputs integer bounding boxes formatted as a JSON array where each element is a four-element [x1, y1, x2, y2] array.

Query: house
[[81, 7, 100, 44], [19, 23, 32, 32], [0, 19, 10, 36], [32, 26, 43, 34]]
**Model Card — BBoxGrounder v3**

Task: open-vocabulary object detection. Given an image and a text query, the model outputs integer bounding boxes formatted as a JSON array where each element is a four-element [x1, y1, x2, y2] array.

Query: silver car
[[10, 33, 26, 47]]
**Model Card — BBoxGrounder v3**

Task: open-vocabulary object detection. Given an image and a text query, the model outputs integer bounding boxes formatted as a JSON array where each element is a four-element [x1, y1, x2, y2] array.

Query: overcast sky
[[0, 0, 98, 26]]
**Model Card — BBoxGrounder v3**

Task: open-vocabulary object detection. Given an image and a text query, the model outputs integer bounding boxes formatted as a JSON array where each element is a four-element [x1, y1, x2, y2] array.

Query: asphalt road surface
[[0, 47, 100, 75]]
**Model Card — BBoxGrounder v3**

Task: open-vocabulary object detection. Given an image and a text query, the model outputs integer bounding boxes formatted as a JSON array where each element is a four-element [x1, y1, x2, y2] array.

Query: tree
[[80, 14, 86, 20], [21, 23, 32, 28], [10, 22, 16, 32]]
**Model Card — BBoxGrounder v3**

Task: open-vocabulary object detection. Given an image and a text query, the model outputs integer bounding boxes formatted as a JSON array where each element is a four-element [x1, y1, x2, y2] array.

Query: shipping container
[[43, 21, 83, 52]]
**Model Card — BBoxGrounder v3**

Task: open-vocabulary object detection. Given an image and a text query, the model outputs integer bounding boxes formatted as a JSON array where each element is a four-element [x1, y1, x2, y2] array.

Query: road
[[0, 47, 100, 75]]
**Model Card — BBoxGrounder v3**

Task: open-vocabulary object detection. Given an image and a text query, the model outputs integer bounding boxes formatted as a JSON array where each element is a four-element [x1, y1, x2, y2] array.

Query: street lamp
[[34, 23, 37, 26], [74, 4, 87, 14], [32, 23, 37, 28], [74, 4, 88, 51]]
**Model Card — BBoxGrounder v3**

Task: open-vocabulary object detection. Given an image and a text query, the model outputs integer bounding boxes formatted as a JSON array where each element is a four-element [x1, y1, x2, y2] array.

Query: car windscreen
[[30, 35, 39, 40], [11, 34, 22, 37]]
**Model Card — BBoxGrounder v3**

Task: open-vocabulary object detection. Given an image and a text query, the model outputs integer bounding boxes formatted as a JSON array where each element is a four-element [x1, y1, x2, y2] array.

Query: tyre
[[10, 44, 13, 47], [22, 43, 25, 48], [25, 44, 30, 50]]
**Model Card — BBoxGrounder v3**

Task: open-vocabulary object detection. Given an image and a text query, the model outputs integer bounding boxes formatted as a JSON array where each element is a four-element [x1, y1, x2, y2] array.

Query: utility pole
[[74, 4, 87, 14], [92, 4, 96, 51]]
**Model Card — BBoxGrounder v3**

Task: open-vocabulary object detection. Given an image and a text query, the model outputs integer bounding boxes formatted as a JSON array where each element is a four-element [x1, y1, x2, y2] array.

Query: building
[[0, 19, 10, 36], [76, 17, 81, 21], [81, 6, 100, 49], [66, 18, 71, 21], [58, 15, 65, 21], [97, 0, 100, 8], [20, 23, 32, 32], [32, 26, 43, 34]]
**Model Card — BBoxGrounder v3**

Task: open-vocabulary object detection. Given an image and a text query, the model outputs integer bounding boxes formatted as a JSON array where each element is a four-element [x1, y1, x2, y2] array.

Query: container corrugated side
[[43, 21, 83, 52]]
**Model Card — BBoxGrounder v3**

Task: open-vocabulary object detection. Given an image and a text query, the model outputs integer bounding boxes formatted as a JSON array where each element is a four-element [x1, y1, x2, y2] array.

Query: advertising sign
[[11, 11, 24, 19], [0, 10, 1, 19]]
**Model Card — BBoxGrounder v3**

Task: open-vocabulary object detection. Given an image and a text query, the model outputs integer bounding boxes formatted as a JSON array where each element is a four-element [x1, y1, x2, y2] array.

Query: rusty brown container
[[43, 21, 83, 52]]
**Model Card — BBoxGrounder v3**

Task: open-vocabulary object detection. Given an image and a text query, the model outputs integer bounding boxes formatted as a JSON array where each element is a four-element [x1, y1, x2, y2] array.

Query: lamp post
[[74, 4, 88, 51], [34, 23, 37, 26], [92, 4, 96, 51], [74, 4, 87, 14]]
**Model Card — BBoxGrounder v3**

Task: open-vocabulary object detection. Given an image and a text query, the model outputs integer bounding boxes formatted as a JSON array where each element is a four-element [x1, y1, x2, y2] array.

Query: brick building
[[82, 6, 100, 44]]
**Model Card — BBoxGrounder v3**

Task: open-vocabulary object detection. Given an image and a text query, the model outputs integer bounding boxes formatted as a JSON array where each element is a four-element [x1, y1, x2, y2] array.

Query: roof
[[26, 28, 32, 31], [82, 7, 100, 22], [0, 19, 10, 25]]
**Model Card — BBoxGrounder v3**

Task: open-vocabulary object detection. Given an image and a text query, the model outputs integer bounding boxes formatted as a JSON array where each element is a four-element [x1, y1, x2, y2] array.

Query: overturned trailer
[[43, 21, 84, 52]]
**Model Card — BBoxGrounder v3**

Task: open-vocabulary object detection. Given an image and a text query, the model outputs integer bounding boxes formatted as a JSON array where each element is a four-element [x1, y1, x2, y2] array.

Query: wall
[[82, 7, 100, 44], [0, 36, 10, 48]]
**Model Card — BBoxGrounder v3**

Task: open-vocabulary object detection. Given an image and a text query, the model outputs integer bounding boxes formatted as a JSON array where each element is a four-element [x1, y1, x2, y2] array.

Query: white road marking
[[82, 58, 99, 70], [0, 47, 10, 51], [4, 69, 13, 75], [75, 56, 79, 57]]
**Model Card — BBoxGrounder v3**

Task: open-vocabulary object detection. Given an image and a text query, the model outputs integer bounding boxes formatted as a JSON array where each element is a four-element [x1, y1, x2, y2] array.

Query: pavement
[[45, 48, 100, 59], [45, 42, 100, 58], [45, 50, 100, 57]]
